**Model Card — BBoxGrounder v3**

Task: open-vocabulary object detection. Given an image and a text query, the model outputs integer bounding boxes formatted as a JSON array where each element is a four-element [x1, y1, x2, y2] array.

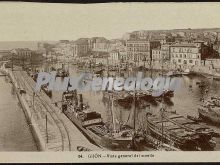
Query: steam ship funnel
[[79, 94, 83, 110]]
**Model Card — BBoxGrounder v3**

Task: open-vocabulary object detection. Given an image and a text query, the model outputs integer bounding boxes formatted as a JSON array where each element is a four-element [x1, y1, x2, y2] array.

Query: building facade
[[152, 48, 162, 61], [126, 39, 161, 62], [93, 37, 110, 52], [11, 48, 33, 60], [161, 44, 172, 61], [72, 38, 90, 57], [54, 40, 73, 57], [109, 50, 120, 64], [170, 43, 204, 68]]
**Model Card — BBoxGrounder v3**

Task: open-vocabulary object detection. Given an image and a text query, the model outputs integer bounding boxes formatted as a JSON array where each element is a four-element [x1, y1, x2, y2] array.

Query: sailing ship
[[126, 92, 180, 151]]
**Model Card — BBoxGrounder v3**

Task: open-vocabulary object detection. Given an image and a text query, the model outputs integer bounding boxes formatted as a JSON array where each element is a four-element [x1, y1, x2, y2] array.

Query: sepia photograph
[[0, 1, 220, 163]]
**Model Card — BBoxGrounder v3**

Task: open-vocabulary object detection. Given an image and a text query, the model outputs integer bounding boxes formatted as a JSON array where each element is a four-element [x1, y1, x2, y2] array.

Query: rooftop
[[95, 37, 109, 43], [170, 43, 197, 48], [12, 48, 32, 52], [72, 38, 89, 45]]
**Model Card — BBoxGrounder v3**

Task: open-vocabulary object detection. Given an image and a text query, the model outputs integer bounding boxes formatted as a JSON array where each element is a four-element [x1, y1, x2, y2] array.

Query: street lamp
[[46, 113, 48, 144]]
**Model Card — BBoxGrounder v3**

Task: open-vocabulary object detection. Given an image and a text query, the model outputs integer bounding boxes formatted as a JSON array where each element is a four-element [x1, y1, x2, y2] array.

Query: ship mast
[[118, 59, 121, 76], [67, 56, 70, 74], [150, 58, 153, 78], [110, 94, 116, 133], [160, 106, 165, 146], [160, 54, 165, 146], [133, 92, 137, 130], [107, 56, 109, 77]]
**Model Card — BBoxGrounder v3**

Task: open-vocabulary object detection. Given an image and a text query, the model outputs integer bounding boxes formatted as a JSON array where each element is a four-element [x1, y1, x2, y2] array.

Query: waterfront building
[[92, 37, 110, 52], [108, 45, 128, 65], [170, 41, 212, 69], [108, 39, 126, 52], [152, 47, 168, 69], [152, 48, 162, 61], [108, 50, 120, 65], [10, 48, 44, 68], [11, 48, 33, 60], [88, 38, 97, 50], [126, 39, 161, 62], [161, 43, 173, 61], [54, 40, 73, 57], [72, 38, 90, 57], [119, 47, 127, 62]]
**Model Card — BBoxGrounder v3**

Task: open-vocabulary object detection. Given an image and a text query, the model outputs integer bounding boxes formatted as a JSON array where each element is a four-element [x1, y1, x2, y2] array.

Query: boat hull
[[146, 120, 198, 150], [146, 111, 216, 151], [198, 108, 220, 125], [63, 109, 132, 150]]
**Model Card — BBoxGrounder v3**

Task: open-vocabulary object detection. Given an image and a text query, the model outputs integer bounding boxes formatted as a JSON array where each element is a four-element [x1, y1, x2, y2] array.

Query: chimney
[[79, 94, 83, 110]]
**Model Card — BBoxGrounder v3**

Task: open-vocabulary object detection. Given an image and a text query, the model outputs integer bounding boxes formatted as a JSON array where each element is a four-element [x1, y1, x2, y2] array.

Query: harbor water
[[49, 63, 220, 150], [0, 75, 37, 151]]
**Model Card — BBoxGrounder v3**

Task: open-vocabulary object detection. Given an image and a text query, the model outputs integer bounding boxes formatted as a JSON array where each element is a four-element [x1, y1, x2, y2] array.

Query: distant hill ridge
[[131, 28, 220, 33]]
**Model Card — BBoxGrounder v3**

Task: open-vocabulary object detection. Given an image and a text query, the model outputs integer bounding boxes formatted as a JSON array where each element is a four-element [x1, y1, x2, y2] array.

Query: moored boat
[[166, 70, 182, 77], [198, 107, 220, 125], [182, 69, 191, 75], [146, 111, 216, 151], [198, 98, 220, 125], [61, 91, 133, 150], [56, 68, 69, 77]]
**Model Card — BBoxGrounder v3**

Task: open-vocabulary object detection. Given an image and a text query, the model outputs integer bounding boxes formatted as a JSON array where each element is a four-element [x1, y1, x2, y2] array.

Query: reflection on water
[[0, 76, 37, 151]]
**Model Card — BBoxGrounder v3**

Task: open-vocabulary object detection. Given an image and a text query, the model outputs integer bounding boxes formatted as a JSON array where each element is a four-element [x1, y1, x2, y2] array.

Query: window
[[189, 60, 193, 63], [180, 54, 182, 58], [178, 59, 182, 63]]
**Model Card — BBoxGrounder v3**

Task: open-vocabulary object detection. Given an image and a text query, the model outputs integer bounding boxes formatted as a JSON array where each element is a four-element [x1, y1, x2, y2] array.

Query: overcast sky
[[0, 2, 220, 41]]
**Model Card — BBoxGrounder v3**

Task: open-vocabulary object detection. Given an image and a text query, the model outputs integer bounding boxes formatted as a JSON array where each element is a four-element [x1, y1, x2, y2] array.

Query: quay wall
[[0, 68, 46, 151]]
